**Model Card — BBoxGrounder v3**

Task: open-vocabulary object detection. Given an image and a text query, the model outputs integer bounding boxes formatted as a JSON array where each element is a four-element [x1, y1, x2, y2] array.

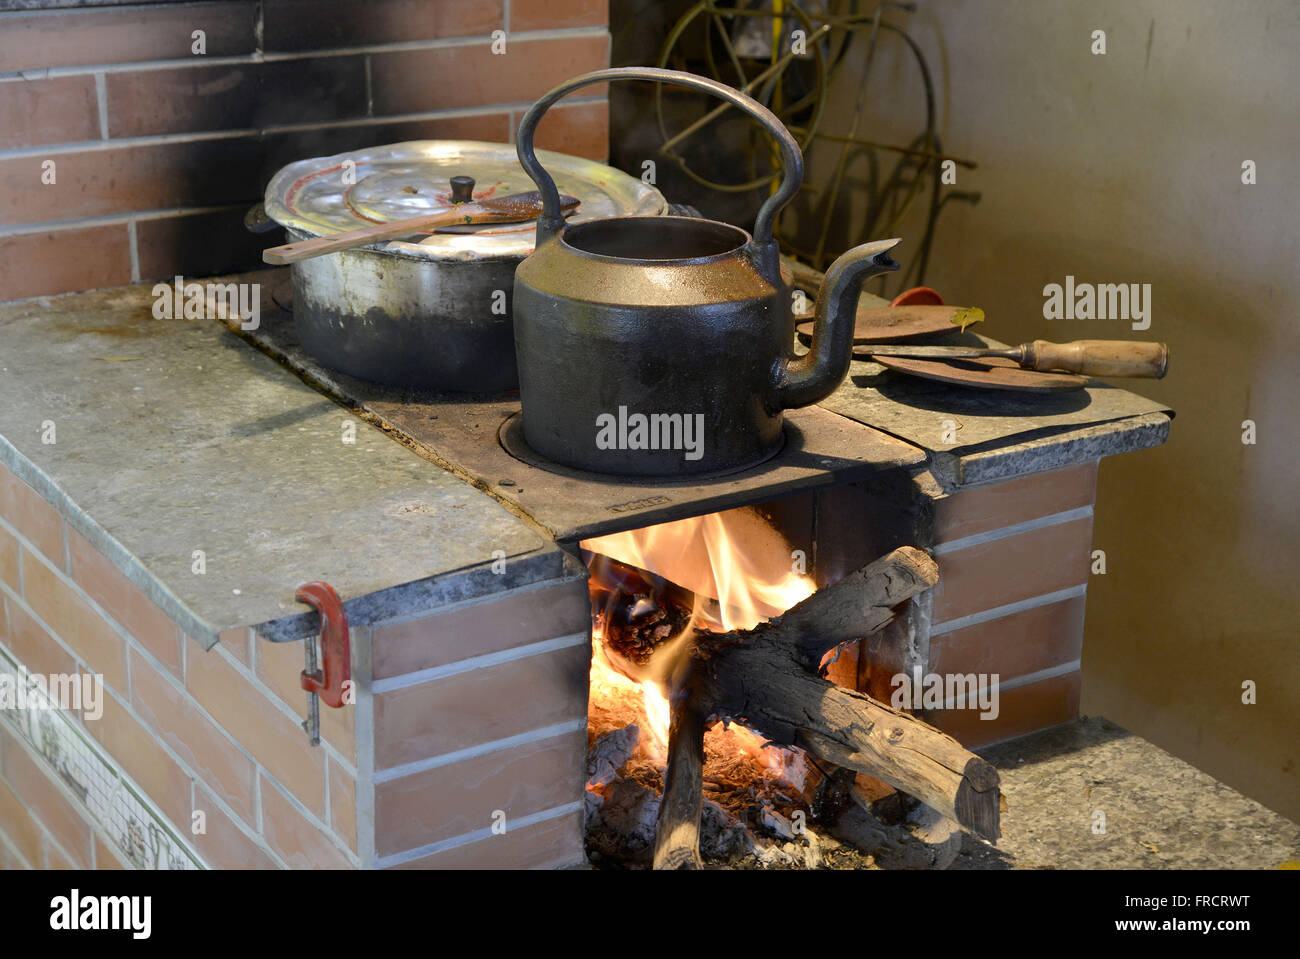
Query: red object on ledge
[[890, 286, 945, 307], [296, 581, 351, 709]]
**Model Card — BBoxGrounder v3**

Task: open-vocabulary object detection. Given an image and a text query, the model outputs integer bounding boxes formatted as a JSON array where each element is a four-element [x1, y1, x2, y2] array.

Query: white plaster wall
[[833, 0, 1299, 821]]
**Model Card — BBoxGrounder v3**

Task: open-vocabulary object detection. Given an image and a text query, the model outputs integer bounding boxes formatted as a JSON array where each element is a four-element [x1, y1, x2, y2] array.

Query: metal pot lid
[[263, 140, 666, 261]]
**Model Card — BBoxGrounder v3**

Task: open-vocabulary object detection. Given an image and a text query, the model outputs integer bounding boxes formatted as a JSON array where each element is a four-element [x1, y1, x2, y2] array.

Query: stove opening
[[579, 506, 876, 868]]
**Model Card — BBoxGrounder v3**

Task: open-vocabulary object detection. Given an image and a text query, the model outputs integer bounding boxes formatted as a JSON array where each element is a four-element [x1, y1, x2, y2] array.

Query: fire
[[582, 510, 815, 782], [583, 512, 815, 632], [587, 630, 673, 758]]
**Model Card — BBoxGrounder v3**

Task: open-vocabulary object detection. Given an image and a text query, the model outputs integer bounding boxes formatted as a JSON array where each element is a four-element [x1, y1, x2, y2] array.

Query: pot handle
[[516, 67, 803, 252]]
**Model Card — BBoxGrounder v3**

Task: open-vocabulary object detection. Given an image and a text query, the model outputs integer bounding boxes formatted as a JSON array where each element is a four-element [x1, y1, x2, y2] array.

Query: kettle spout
[[776, 238, 901, 410]]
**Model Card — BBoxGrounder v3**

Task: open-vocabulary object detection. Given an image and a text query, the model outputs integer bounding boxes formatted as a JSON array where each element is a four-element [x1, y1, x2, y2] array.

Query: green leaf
[[951, 306, 985, 333]]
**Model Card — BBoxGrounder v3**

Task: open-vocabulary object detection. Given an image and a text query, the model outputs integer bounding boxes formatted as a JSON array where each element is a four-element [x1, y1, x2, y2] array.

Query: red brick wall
[[369, 581, 592, 869], [0, 461, 357, 869], [0, 0, 610, 301], [924, 462, 1098, 747]]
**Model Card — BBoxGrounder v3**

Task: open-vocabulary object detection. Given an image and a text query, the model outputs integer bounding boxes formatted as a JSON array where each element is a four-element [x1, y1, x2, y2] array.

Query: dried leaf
[[951, 306, 986, 333]]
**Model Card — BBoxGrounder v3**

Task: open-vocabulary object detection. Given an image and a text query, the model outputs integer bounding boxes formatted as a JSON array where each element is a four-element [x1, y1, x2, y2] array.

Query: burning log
[[651, 546, 1001, 870], [652, 657, 711, 870], [586, 551, 694, 666]]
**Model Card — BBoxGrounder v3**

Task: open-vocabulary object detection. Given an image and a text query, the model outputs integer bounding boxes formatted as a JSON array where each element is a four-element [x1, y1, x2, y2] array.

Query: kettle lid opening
[[559, 216, 750, 265]]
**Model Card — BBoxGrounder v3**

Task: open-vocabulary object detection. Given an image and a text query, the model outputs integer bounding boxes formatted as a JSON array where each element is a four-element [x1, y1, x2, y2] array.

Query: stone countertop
[[956, 717, 1300, 869], [0, 282, 559, 648]]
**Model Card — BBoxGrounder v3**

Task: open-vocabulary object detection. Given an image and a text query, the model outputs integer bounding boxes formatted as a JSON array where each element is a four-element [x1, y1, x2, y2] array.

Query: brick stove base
[[368, 572, 592, 868], [0, 452, 596, 869], [0, 461, 359, 868], [358, 464, 1099, 868], [922, 463, 1097, 746]]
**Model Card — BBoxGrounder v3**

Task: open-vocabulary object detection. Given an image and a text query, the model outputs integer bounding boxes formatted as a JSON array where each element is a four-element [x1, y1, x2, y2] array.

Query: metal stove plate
[[223, 281, 928, 542], [497, 412, 786, 484]]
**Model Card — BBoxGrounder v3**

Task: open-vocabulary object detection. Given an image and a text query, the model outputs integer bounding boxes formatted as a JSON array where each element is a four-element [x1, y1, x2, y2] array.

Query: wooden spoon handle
[[1021, 339, 1169, 378], [262, 208, 470, 265]]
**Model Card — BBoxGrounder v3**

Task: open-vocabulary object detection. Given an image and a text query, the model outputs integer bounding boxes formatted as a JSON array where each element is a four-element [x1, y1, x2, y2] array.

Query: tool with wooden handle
[[862, 339, 1169, 378], [263, 181, 580, 265]]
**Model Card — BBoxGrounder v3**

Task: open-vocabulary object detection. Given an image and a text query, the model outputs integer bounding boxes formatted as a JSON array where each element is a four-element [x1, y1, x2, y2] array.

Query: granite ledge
[[940, 411, 1171, 487], [955, 717, 1300, 869], [0, 282, 560, 648]]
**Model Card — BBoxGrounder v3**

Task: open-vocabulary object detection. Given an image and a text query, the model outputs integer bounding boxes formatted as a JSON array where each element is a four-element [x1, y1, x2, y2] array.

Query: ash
[[583, 718, 883, 870]]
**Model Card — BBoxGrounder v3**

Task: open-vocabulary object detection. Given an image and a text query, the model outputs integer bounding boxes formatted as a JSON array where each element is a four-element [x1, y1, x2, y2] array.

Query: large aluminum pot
[[262, 141, 666, 391]]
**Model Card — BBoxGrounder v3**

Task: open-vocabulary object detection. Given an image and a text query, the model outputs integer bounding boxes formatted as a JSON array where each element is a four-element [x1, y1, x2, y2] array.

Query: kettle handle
[[516, 67, 803, 252]]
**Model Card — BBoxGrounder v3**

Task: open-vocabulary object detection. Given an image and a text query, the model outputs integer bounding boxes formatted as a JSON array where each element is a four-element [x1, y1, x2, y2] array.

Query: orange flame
[[583, 510, 814, 781]]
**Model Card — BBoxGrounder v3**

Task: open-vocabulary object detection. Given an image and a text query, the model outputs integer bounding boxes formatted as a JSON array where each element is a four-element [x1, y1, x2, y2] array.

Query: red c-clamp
[[295, 581, 351, 745]]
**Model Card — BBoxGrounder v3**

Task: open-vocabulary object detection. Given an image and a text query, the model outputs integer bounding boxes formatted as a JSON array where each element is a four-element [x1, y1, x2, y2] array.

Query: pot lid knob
[[449, 175, 475, 203]]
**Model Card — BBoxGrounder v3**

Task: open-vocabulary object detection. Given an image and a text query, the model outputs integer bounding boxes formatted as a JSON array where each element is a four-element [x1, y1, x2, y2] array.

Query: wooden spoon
[[263, 190, 580, 265]]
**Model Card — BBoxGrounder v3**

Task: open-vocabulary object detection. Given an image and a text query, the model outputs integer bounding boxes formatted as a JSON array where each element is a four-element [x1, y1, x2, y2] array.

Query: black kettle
[[512, 66, 900, 477]]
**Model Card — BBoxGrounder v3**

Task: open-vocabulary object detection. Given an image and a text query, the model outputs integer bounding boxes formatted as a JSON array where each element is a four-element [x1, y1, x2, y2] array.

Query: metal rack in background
[[652, 0, 981, 292]]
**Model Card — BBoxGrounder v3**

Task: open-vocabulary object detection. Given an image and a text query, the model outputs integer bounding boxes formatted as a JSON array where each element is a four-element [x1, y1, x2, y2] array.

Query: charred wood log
[[652, 546, 1002, 870], [711, 649, 1002, 841], [651, 656, 710, 870]]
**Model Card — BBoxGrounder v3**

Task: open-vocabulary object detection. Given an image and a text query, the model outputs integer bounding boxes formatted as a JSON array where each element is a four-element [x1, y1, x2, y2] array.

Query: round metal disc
[[497, 413, 786, 483], [797, 305, 971, 344], [263, 140, 666, 261], [872, 355, 1087, 392]]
